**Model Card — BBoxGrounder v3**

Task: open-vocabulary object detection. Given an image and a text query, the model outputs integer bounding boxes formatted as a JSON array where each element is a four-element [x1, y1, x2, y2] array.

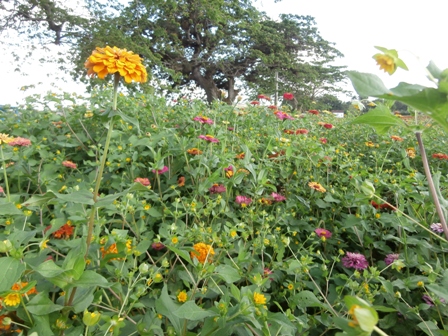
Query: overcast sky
[[2, 0, 448, 105]]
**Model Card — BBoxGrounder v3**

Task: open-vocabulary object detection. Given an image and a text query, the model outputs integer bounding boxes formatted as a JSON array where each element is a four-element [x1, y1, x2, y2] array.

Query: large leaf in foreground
[[351, 105, 407, 134]]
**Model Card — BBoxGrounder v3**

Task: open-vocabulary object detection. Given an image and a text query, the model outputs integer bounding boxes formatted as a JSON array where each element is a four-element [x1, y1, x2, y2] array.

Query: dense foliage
[[1, 88, 448, 335]]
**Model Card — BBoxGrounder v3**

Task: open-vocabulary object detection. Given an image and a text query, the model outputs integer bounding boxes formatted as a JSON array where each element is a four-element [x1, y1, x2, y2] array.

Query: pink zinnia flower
[[235, 195, 252, 207], [198, 135, 219, 143], [315, 228, 332, 239], [283, 92, 294, 101], [257, 94, 270, 101], [224, 165, 234, 172], [274, 111, 294, 120], [134, 177, 150, 186], [323, 123, 334, 129], [152, 166, 169, 175], [384, 253, 399, 266], [271, 192, 286, 202], [62, 160, 77, 169], [193, 116, 213, 124], [342, 252, 368, 270], [0, 186, 3, 194], [209, 184, 226, 194], [8, 137, 32, 147], [319, 137, 327, 144], [296, 129, 309, 135], [430, 223, 444, 233]]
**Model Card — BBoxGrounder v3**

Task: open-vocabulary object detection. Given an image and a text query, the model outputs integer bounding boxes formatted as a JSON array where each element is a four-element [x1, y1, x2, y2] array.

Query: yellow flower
[[308, 182, 326, 193], [190, 243, 215, 264], [0, 133, 13, 144], [230, 230, 237, 238], [373, 53, 396, 75], [177, 291, 188, 303], [171, 237, 178, 244], [406, 147, 416, 159], [417, 281, 424, 288], [85, 46, 148, 83], [40, 239, 49, 250], [253, 292, 266, 305], [3, 293, 21, 306], [287, 283, 294, 290], [348, 304, 361, 327]]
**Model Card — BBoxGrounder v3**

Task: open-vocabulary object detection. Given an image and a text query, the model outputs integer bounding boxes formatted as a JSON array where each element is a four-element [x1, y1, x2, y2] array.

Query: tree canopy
[[1, 0, 346, 104]]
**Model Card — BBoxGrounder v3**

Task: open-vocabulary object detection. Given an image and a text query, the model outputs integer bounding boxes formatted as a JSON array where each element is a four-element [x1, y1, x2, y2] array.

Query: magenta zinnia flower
[[8, 137, 32, 147], [315, 228, 332, 239], [235, 195, 252, 207], [271, 192, 286, 202], [198, 135, 219, 143], [152, 242, 166, 251], [193, 116, 213, 124], [342, 252, 368, 270], [430, 223, 444, 233], [384, 253, 399, 266], [274, 111, 294, 120], [319, 137, 328, 144], [209, 184, 226, 194], [152, 166, 169, 175]]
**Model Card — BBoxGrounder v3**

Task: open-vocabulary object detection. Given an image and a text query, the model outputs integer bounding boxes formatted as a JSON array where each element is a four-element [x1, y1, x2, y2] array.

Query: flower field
[[1, 46, 448, 336], [1, 88, 448, 336]]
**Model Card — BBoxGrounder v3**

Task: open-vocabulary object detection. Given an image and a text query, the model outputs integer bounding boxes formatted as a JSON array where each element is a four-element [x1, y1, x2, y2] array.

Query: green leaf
[[346, 71, 390, 97], [52, 190, 94, 205], [427, 61, 442, 80], [72, 287, 96, 313], [0, 257, 25, 292], [22, 192, 56, 207], [351, 105, 407, 134], [167, 245, 193, 266], [29, 315, 54, 336], [417, 321, 441, 335], [27, 292, 64, 315], [35, 260, 65, 278], [294, 290, 323, 308], [155, 285, 183, 335], [71, 270, 111, 288], [173, 301, 218, 320], [215, 264, 241, 284], [0, 202, 24, 215], [426, 284, 448, 302]]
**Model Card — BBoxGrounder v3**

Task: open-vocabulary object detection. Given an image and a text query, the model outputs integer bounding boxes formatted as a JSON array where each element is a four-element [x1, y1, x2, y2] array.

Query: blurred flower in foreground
[[85, 46, 147, 83]]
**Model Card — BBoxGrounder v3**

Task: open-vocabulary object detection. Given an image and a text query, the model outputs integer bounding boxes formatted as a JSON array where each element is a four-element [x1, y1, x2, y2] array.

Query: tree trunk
[[190, 67, 220, 104]]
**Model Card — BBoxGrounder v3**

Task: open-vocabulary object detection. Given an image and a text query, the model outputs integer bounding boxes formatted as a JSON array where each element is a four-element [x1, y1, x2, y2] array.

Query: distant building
[[332, 110, 344, 118]]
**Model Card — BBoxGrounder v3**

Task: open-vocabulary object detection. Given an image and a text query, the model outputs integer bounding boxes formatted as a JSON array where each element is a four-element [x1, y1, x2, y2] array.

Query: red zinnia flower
[[250, 101, 260, 105], [257, 94, 270, 101], [296, 129, 309, 135], [323, 123, 333, 129], [283, 93, 294, 100], [308, 110, 319, 115]]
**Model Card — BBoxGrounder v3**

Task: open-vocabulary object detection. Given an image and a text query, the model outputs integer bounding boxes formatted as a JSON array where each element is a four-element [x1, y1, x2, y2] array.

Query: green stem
[[415, 131, 448, 240], [85, 74, 120, 257], [0, 145, 11, 202], [373, 326, 390, 336]]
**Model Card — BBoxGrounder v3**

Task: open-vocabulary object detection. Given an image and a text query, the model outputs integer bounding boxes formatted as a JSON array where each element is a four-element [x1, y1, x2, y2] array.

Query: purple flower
[[224, 165, 234, 172], [271, 192, 286, 202], [235, 195, 252, 207], [152, 166, 169, 174], [430, 223, 444, 233], [209, 184, 226, 194], [315, 228, 332, 239], [342, 252, 368, 270], [384, 253, 399, 266], [152, 242, 166, 251], [423, 294, 446, 306]]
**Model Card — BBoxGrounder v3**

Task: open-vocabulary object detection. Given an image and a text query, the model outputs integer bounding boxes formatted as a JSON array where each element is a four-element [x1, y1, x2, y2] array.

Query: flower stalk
[[415, 131, 448, 240], [0, 145, 11, 202]]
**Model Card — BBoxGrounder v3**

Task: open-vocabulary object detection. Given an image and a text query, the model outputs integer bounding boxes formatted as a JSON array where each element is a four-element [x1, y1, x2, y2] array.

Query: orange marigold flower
[[308, 182, 326, 193], [85, 46, 148, 83], [52, 223, 75, 239], [391, 135, 403, 142], [100, 243, 119, 259], [235, 152, 245, 159], [62, 160, 77, 169], [187, 148, 203, 155], [365, 141, 375, 147], [190, 243, 215, 264], [433, 153, 448, 160], [11, 282, 37, 296], [177, 176, 185, 187]]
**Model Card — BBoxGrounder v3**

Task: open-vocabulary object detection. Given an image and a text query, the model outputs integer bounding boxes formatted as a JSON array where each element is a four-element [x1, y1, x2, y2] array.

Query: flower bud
[[83, 310, 101, 326]]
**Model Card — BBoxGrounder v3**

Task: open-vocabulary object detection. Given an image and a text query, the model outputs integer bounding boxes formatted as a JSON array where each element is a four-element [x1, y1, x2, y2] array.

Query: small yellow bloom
[[0, 133, 13, 144], [253, 292, 267, 305], [375, 213, 381, 219], [417, 281, 424, 288], [374, 53, 396, 75], [3, 293, 21, 306], [171, 237, 178, 244], [287, 283, 294, 290], [177, 291, 188, 303], [230, 230, 237, 238]]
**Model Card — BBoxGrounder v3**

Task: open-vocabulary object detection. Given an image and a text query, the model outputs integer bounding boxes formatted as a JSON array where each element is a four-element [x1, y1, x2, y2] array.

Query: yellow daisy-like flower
[[177, 291, 188, 303], [308, 182, 326, 193], [85, 46, 148, 83], [406, 147, 416, 159], [3, 293, 21, 306], [253, 292, 267, 305], [0, 133, 13, 145], [190, 243, 215, 264], [373, 53, 396, 75]]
